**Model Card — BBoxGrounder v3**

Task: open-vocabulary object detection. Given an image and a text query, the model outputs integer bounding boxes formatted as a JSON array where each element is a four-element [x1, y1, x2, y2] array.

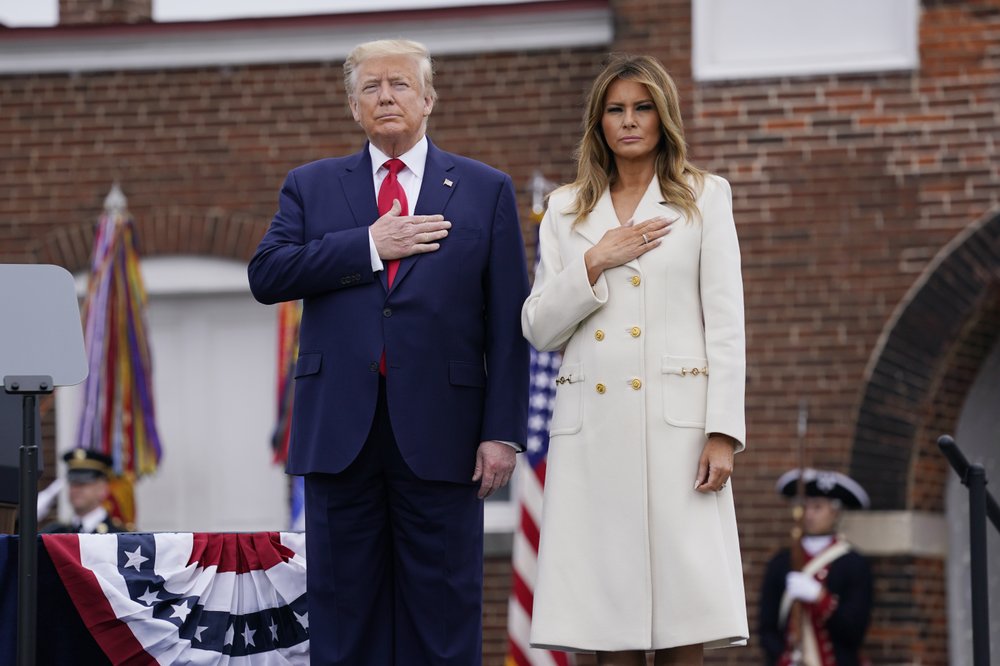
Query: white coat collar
[[573, 176, 682, 271]]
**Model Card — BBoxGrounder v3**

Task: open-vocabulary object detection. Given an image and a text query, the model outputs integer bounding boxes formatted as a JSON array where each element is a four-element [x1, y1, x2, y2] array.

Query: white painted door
[[56, 257, 288, 532]]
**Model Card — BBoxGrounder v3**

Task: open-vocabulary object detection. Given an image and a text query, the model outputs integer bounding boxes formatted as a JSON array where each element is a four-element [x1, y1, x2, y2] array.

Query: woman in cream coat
[[522, 55, 748, 665]]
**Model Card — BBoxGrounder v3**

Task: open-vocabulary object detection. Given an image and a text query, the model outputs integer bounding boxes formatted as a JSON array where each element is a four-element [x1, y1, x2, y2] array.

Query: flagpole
[[788, 400, 808, 666], [17, 388, 41, 666]]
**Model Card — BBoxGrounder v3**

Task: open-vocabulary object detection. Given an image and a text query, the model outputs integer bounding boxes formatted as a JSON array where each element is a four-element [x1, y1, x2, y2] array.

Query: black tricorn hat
[[775, 468, 870, 509], [62, 448, 113, 483]]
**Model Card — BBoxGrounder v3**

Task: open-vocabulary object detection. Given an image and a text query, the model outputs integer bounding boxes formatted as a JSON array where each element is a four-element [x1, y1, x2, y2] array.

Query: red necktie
[[378, 159, 408, 375], [378, 158, 408, 287]]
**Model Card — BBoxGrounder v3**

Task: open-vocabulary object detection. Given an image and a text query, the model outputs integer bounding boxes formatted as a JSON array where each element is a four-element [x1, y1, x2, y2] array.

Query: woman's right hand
[[584, 216, 674, 284]]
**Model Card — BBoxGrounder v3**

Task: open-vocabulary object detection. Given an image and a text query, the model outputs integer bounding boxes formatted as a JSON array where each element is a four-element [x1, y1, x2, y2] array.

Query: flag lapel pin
[[443, 178, 454, 188]]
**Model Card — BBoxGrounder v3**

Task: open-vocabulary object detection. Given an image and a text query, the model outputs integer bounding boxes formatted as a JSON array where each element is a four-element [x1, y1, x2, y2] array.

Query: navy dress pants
[[303, 378, 484, 665]]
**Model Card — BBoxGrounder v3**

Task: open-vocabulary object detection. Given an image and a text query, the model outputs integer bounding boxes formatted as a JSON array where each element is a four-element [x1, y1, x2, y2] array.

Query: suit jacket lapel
[[572, 187, 617, 247], [339, 145, 388, 291], [573, 178, 671, 273], [391, 139, 457, 291], [633, 176, 684, 227], [629, 177, 680, 272]]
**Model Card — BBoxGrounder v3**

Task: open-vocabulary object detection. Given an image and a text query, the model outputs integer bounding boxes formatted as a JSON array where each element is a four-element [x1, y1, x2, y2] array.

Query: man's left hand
[[472, 440, 516, 499]]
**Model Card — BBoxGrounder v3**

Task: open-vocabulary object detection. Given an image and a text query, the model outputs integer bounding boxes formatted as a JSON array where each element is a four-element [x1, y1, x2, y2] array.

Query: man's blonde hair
[[343, 39, 437, 101]]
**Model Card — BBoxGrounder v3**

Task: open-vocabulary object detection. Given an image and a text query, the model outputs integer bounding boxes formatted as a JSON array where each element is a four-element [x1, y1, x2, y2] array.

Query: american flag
[[506, 346, 572, 666]]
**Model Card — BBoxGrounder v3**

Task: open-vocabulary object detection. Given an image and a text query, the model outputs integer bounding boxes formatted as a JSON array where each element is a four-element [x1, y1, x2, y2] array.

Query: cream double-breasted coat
[[522, 174, 749, 651]]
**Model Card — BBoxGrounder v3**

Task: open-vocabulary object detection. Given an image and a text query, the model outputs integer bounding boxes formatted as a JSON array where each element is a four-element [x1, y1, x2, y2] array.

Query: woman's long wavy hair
[[565, 54, 704, 224]]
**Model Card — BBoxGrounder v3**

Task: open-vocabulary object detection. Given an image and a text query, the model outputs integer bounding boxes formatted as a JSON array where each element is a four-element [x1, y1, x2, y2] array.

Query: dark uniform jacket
[[759, 544, 873, 666]]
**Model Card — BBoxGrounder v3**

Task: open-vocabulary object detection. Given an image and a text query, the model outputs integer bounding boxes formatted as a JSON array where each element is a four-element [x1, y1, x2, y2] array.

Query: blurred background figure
[[42, 448, 128, 534], [759, 469, 872, 666]]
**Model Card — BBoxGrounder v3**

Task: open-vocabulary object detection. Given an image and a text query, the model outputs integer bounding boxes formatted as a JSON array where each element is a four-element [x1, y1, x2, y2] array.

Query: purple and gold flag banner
[[76, 206, 162, 496]]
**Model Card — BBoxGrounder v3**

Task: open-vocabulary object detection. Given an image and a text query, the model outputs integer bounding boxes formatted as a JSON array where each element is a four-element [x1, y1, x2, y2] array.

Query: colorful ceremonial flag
[[76, 183, 162, 527], [272, 300, 305, 531], [43, 532, 309, 664]]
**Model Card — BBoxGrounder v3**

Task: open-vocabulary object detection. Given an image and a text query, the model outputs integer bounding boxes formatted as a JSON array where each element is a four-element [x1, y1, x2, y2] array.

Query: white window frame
[[692, 0, 920, 82]]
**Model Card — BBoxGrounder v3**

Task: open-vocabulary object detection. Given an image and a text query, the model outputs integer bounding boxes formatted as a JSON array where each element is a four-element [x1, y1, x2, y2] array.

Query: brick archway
[[850, 208, 1000, 510], [30, 207, 268, 274]]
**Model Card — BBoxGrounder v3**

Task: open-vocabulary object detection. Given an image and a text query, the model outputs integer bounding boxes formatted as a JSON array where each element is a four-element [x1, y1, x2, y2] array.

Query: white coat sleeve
[[699, 176, 747, 451], [521, 205, 608, 352]]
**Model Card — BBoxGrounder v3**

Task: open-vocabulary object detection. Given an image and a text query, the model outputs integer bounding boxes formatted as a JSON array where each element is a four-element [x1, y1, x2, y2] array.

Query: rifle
[[787, 400, 808, 665]]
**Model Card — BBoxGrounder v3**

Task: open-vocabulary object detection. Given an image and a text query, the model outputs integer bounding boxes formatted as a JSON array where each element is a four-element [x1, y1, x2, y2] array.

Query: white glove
[[36, 477, 65, 521], [786, 571, 823, 602]]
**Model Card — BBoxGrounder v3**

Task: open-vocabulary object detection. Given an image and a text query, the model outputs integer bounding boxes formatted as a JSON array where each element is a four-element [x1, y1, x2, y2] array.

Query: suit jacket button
[[630, 276, 641, 286], [594, 329, 605, 341], [631, 378, 642, 390], [630, 326, 641, 338], [383, 308, 392, 317], [369, 362, 378, 372], [595, 383, 606, 394]]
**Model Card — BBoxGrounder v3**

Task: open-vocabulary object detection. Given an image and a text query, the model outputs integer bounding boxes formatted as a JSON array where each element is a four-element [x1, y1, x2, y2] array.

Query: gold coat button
[[630, 326, 641, 338], [630, 378, 642, 390], [630, 276, 641, 286], [595, 383, 606, 394], [595, 329, 605, 341]]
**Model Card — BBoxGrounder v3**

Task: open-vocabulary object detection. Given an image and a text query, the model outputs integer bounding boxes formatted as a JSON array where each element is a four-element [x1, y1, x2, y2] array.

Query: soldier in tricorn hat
[[42, 448, 127, 534], [758, 468, 873, 666]]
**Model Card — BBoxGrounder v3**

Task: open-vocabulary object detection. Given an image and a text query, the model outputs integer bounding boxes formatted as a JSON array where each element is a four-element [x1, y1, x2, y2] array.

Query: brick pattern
[[910, 284, 1000, 513], [58, 0, 152, 25], [866, 556, 949, 665], [850, 212, 1000, 509], [5, 1, 1000, 664]]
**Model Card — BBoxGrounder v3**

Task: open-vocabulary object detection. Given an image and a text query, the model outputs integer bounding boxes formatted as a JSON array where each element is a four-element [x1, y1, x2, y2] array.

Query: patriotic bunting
[[43, 532, 309, 665]]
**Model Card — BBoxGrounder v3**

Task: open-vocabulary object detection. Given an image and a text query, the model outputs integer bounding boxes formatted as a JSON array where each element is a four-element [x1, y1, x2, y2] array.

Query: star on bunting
[[123, 546, 148, 571], [294, 611, 309, 631], [137, 587, 160, 606], [170, 600, 191, 623]]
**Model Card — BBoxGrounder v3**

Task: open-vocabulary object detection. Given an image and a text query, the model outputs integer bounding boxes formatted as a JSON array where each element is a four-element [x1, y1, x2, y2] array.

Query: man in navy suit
[[248, 39, 529, 665]]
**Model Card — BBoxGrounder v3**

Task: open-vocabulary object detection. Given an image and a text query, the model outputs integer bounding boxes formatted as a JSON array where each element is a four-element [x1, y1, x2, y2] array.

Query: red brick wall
[[58, 0, 152, 25], [5, 1, 1000, 664]]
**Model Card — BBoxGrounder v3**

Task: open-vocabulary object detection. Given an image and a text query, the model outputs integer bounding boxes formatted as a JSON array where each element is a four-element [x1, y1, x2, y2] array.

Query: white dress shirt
[[366, 136, 428, 272], [363, 136, 520, 453], [74, 506, 110, 534]]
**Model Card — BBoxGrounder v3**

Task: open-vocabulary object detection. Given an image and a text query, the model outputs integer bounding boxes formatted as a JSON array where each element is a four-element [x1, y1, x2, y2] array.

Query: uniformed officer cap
[[775, 468, 870, 509], [62, 448, 113, 484]]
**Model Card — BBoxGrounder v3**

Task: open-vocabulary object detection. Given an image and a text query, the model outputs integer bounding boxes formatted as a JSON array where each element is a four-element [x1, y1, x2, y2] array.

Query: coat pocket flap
[[661, 355, 709, 378], [449, 360, 487, 387], [294, 352, 322, 378], [554, 363, 585, 386]]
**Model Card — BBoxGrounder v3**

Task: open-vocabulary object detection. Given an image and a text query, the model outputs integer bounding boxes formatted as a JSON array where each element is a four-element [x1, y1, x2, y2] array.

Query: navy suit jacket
[[248, 139, 530, 484]]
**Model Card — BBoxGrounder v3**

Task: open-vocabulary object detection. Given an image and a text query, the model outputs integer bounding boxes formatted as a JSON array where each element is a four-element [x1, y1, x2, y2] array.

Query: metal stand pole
[[967, 464, 990, 666], [17, 393, 37, 666]]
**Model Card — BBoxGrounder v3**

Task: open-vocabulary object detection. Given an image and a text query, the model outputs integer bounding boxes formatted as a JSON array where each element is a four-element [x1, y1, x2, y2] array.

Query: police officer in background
[[42, 448, 127, 534], [759, 468, 873, 666]]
